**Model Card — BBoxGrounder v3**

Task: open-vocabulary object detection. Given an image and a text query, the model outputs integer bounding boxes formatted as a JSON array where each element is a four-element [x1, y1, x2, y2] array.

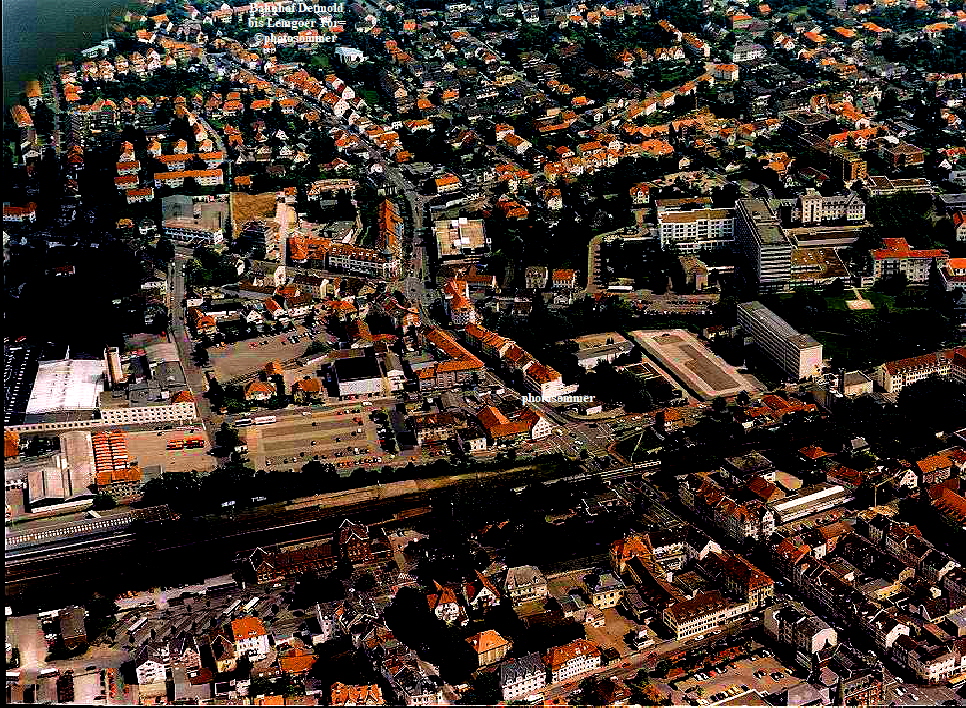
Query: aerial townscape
[[4, 0, 966, 706]]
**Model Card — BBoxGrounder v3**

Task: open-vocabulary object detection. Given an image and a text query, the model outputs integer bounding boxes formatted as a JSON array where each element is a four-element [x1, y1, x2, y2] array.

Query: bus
[[128, 617, 148, 634], [948, 672, 966, 687], [184, 437, 204, 449], [235, 418, 253, 427], [166, 439, 184, 450], [253, 416, 277, 425], [241, 597, 260, 613]]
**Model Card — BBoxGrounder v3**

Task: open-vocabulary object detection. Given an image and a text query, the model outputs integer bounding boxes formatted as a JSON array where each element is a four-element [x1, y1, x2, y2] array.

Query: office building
[[738, 301, 823, 380], [662, 591, 749, 641], [332, 351, 386, 399], [104, 347, 124, 389], [872, 238, 948, 285], [735, 199, 793, 293], [657, 208, 736, 252], [160, 195, 229, 246]]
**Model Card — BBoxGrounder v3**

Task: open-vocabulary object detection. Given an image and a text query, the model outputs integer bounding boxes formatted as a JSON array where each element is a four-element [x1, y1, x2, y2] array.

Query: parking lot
[[668, 653, 804, 705], [241, 405, 389, 472], [124, 428, 217, 475], [207, 325, 330, 382]]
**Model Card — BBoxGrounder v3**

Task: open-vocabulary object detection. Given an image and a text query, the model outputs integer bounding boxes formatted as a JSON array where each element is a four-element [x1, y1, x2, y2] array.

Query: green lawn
[[861, 290, 895, 310]]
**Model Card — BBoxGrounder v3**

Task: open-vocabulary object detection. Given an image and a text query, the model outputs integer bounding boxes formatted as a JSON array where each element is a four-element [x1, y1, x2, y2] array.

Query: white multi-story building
[[324, 242, 399, 279], [543, 639, 602, 683], [98, 400, 198, 426], [796, 191, 866, 224], [658, 208, 736, 252], [161, 219, 224, 245], [504, 566, 547, 605], [500, 653, 547, 702], [662, 591, 750, 641], [873, 349, 962, 393], [153, 168, 224, 188], [898, 639, 964, 685], [872, 238, 948, 284], [735, 199, 793, 293], [522, 362, 573, 399], [134, 644, 168, 685], [737, 300, 823, 380]]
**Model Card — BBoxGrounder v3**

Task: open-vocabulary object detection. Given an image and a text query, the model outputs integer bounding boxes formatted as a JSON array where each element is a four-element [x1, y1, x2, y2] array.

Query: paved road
[[167, 253, 213, 444]]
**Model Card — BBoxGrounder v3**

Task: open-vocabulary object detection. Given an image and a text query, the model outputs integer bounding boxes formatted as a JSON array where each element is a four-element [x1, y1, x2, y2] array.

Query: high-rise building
[[738, 301, 823, 380], [104, 347, 124, 389], [735, 199, 793, 293]]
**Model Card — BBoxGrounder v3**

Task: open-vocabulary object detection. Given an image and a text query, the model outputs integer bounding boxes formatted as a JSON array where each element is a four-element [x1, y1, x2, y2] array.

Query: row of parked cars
[[688, 685, 751, 704]]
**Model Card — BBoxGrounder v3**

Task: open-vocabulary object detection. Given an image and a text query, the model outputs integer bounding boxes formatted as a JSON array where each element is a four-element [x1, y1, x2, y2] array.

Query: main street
[[167, 250, 214, 444], [214, 55, 439, 315]]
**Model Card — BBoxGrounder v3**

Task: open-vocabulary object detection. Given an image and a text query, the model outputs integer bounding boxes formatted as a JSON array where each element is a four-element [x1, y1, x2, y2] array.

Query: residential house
[[231, 617, 271, 660], [504, 565, 548, 605], [427, 582, 466, 625]]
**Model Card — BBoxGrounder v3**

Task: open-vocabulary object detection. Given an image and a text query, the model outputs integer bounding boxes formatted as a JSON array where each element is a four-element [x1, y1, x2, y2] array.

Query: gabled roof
[[426, 581, 459, 610], [543, 639, 601, 670], [466, 629, 510, 655], [231, 616, 267, 640]]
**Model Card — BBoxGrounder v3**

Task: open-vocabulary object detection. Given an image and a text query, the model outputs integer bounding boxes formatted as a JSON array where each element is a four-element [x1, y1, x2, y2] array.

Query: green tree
[[155, 236, 175, 262], [193, 343, 210, 366], [92, 493, 117, 511], [215, 422, 241, 451], [303, 340, 330, 358]]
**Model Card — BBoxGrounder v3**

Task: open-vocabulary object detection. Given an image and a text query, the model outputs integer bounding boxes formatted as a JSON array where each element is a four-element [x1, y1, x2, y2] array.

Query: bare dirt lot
[[230, 191, 279, 234], [585, 607, 645, 658]]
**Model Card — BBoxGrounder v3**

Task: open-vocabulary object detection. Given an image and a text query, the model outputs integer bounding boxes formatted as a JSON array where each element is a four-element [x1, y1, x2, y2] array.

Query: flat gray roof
[[630, 329, 761, 400]]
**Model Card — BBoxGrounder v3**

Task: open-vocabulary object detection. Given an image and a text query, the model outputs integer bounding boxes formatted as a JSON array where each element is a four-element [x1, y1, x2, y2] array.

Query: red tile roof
[[231, 616, 266, 640], [872, 237, 947, 261]]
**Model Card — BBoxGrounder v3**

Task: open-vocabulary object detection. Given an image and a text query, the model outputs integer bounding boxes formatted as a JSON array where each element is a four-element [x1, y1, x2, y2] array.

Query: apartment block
[[735, 199, 793, 293], [795, 191, 865, 224], [872, 238, 948, 284], [765, 601, 838, 668], [738, 300, 823, 380], [662, 591, 749, 641], [658, 207, 736, 252], [873, 348, 963, 393]]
